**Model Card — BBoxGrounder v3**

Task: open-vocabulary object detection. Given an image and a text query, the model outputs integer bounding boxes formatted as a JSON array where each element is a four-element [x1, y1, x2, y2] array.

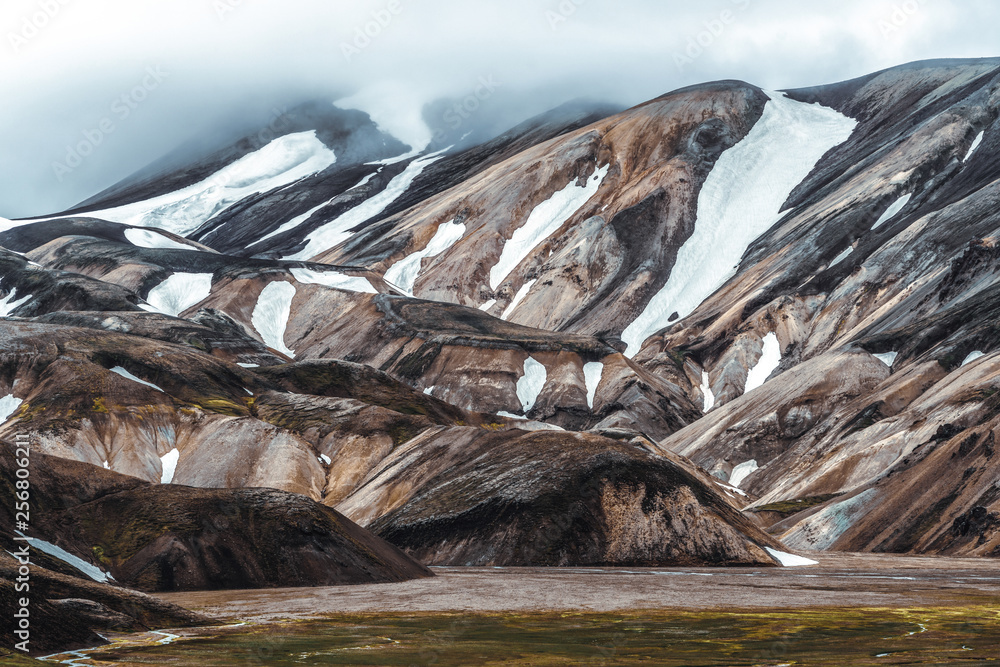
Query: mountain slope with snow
[[3, 58, 1000, 582]]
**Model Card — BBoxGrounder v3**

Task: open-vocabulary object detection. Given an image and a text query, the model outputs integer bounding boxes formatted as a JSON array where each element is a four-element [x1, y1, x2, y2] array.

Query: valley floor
[[157, 553, 1000, 620], [29, 555, 1000, 666]]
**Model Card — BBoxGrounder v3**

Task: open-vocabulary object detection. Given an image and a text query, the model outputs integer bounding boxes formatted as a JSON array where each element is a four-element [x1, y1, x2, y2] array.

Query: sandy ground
[[156, 553, 1000, 622]]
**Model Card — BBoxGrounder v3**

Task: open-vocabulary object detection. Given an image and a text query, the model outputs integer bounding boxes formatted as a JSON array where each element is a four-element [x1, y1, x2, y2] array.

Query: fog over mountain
[[1, 0, 997, 217]]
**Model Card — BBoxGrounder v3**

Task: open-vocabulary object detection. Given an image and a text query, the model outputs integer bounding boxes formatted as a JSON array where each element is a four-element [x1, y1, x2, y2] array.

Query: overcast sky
[[1, 0, 997, 217]]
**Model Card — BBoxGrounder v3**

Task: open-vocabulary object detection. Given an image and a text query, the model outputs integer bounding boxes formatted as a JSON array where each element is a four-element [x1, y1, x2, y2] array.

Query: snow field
[[745, 333, 781, 393], [252, 281, 297, 358], [583, 362, 605, 410], [145, 273, 213, 317], [621, 93, 857, 357], [48, 132, 337, 236], [516, 357, 548, 413], [160, 448, 180, 484], [0, 394, 23, 424]]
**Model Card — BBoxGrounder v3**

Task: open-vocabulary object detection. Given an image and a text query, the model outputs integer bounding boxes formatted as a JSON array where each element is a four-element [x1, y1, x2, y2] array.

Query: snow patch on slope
[[252, 281, 297, 357], [0, 288, 32, 317], [0, 395, 23, 424], [621, 93, 857, 357], [489, 165, 609, 290], [874, 352, 898, 368], [286, 149, 449, 261], [829, 246, 854, 267], [17, 532, 114, 582], [253, 169, 381, 246], [962, 350, 985, 366], [700, 371, 715, 413], [871, 193, 912, 230], [124, 228, 198, 251], [501, 279, 537, 321], [110, 367, 164, 392], [290, 267, 377, 294], [964, 131, 985, 162], [729, 459, 759, 489], [516, 357, 547, 413], [583, 362, 604, 410], [160, 448, 179, 484], [765, 547, 819, 567], [479, 299, 497, 312], [384, 219, 466, 294], [47, 132, 336, 236], [145, 273, 213, 317], [745, 333, 781, 393]]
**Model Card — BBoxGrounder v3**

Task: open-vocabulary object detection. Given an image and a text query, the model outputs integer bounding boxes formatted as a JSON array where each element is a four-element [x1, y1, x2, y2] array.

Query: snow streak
[[285, 149, 449, 261], [384, 219, 466, 295], [489, 165, 608, 290]]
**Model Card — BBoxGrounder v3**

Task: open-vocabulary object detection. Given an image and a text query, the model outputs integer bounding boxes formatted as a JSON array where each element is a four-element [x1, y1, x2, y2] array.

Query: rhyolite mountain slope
[[2, 57, 1000, 592]]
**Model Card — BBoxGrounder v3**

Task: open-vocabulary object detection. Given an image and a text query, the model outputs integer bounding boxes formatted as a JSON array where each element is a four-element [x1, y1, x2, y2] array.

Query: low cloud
[[1, 0, 997, 217]]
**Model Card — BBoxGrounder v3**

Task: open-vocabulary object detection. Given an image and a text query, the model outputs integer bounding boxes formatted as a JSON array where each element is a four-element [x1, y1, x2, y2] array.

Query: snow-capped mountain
[[3, 58, 1000, 599]]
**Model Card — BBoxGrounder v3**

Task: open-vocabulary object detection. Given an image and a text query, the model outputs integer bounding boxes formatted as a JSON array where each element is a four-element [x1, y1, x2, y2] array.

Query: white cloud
[[0, 0, 997, 217]]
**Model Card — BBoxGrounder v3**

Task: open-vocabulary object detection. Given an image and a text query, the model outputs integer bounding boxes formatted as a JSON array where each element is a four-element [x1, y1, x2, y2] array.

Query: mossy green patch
[[67, 606, 1000, 666], [754, 494, 843, 517]]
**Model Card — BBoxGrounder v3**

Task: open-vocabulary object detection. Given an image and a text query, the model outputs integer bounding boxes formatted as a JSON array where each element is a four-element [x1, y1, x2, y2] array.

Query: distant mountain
[[3, 58, 1000, 615]]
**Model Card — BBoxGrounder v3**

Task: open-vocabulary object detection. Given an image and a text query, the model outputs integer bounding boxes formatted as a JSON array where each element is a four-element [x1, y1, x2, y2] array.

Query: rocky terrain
[[3, 56, 1000, 654]]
